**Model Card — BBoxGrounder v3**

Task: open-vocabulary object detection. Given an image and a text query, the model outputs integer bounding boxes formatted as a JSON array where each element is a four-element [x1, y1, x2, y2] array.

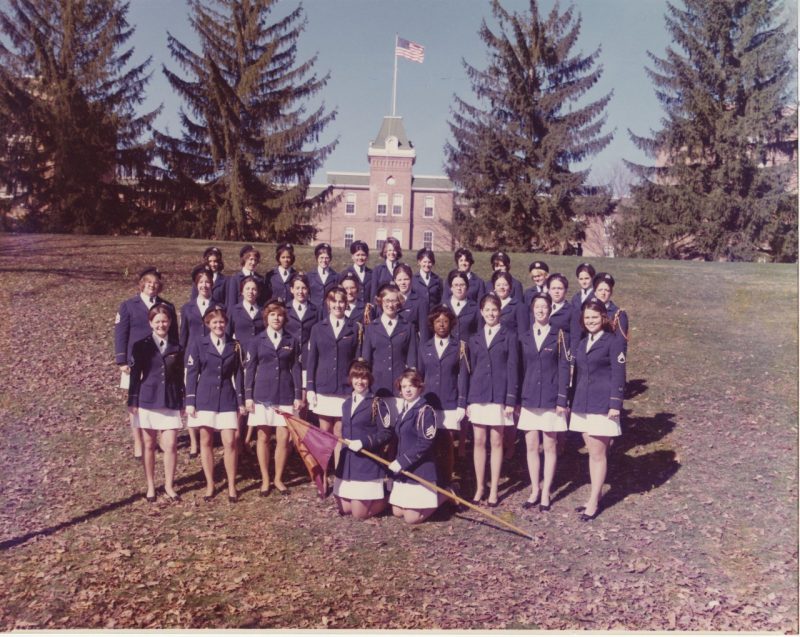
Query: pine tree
[[0, 0, 158, 233], [157, 0, 337, 241], [444, 0, 613, 253], [617, 0, 797, 262]]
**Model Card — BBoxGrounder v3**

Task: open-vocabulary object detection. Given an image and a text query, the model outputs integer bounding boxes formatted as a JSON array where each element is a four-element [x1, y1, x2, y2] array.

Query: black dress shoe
[[203, 493, 214, 502], [145, 494, 156, 503], [575, 505, 586, 513], [487, 499, 499, 508], [580, 510, 598, 522], [522, 496, 540, 510], [228, 495, 238, 503], [165, 492, 181, 502], [259, 488, 271, 498], [539, 503, 551, 512], [188, 451, 199, 459], [275, 486, 290, 496]]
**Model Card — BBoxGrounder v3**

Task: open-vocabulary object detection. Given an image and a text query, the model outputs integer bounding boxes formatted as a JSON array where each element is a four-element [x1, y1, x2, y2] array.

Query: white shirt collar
[[152, 332, 167, 349], [500, 296, 511, 308], [318, 266, 328, 278], [140, 292, 156, 306], [381, 313, 397, 332], [552, 301, 564, 313]]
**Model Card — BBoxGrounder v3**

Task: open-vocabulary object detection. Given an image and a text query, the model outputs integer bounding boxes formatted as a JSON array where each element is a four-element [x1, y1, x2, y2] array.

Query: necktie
[[425, 274, 430, 282], [336, 321, 341, 328], [359, 266, 364, 274], [249, 305, 255, 316], [537, 328, 542, 336], [440, 339, 444, 347], [159, 340, 165, 352], [387, 320, 393, 327], [401, 402, 408, 416], [149, 297, 156, 306], [456, 301, 461, 308], [217, 339, 221, 346], [297, 304, 303, 313], [487, 328, 492, 336], [273, 331, 279, 342]]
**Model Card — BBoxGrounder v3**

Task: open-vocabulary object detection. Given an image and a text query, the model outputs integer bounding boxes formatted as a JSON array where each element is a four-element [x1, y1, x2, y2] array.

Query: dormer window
[[386, 135, 399, 151]]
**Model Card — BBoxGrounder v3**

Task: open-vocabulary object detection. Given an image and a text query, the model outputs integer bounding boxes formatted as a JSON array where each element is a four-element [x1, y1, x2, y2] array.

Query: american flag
[[395, 37, 425, 63]]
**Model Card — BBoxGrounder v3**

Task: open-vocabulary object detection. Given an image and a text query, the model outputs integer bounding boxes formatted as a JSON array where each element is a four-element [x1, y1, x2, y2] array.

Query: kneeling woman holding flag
[[334, 361, 393, 519]]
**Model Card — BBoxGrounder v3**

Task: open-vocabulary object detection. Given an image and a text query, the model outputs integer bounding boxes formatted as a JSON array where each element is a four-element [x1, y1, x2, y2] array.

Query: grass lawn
[[0, 233, 796, 630]]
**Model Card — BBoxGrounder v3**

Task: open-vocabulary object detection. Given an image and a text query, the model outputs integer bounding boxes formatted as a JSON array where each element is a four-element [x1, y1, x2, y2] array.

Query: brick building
[[310, 116, 455, 253]]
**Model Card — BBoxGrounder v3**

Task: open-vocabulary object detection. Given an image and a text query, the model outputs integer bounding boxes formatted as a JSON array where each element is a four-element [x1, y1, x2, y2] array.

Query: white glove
[[347, 439, 363, 453], [306, 391, 317, 407], [455, 407, 466, 424], [388, 460, 401, 474]]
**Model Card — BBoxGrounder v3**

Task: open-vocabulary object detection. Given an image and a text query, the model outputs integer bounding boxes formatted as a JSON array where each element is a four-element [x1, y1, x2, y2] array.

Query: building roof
[[412, 175, 454, 191], [326, 172, 370, 187], [370, 116, 413, 150]]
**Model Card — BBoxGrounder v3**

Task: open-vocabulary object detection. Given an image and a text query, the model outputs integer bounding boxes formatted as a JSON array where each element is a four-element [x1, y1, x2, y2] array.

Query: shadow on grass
[[625, 378, 648, 399]]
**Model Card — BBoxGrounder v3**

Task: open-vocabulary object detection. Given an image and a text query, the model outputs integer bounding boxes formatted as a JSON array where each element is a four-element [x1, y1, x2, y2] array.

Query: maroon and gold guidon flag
[[278, 410, 338, 496]]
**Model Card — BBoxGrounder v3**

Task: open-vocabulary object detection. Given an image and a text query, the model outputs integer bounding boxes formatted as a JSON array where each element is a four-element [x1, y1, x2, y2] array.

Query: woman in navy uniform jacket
[[369, 236, 402, 302], [418, 305, 469, 487], [518, 293, 570, 511], [413, 248, 443, 307], [442, 248, 485, 303], [387, 369, 441, 524], [115, 266, 178, 459], [361, 283, 418, 400], [185, 306, 245, 502], [447, 270, 479, 343], [307, 242, 338, 313], [337, 240, 372, 304], [284, 272, 319, 394], [127, 304, 185, 503], [392, 263, 430, 344], [339, 272, 370, 326], [569, 263, 596, 353], [306, 287, 360, 477], [244, 301, 303, 496], [569, 299, 626, 521], [265, 243, 296, 305], [335, 361, 393, 520], [467, 294, 519, 507], [225, 245, 265, 310], [487, 270, 525, 335], [592, 272, 629, 351], [189, 246, 227, 304], [490, 251, 524, 302], [228, 276, 265, 353]]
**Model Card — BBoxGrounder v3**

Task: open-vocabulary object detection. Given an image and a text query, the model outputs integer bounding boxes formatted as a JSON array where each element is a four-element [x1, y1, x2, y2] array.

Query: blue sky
[[125, 0, 794, 187]]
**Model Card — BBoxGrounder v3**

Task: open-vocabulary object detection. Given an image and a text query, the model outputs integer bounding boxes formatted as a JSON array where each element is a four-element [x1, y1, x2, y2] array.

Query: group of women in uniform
[[115, 241, 628, 522]]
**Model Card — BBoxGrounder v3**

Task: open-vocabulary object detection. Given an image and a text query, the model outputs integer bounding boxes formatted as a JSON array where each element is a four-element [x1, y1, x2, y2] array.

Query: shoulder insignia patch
[[617, 352, 626, 364], [187, 354, 194, 366], [424, 422, 436, 440], [114, 312, 120, 324]]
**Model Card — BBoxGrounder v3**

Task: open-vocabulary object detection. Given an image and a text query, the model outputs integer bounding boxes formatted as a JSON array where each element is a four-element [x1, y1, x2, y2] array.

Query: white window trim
[[345, 192, 356, 215], [424, 195, 435, 218], [377, 193, 388, 216], [392, 193, 403, 216]]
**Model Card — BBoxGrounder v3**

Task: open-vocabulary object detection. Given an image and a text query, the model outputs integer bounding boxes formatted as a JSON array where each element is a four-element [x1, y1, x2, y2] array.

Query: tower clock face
[[386, 176, 396, 185]]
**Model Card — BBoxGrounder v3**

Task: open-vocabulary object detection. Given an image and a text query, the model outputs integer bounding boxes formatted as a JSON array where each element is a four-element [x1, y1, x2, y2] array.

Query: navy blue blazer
[[477, 297, 525, 335], [284, 301, 319, 371], [449, 298, 480, 343], [443, 272, 485, 303], [306, 318, 360, 396], [307, 268, 338, 312], [128, 335, 184, 410], [185, 335, 244, 412], [548, 301, 572, 337], [228, 302, 265, 355], [606, 301, 630, 351], [179, 298, 217, 350], [345, 299, 371, 327], [244, 330, 302, 405], [265, 267, 295, 304], [114, 295, 178, 365], [419, 336, 469, 410], [225, 271, 266, 311], [189, 272, 227, 304], [337, 393, 394, 482], [519, 327, 570, 409], [412, 271, 443, 307], [467, 326, 519, 406], [386, 287, 429, 344], [362, 316, 418, 395], [393, 398, 438, 484], [570, 331, 626, 415], [509, 275, 525, 302], [338, 265, 372, 304], [369, 262, 398, 302]]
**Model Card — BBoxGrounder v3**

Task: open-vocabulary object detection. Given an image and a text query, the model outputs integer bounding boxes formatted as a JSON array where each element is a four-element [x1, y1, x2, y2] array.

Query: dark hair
[[394, 368, 424, 393], [580, 298, 611, 332], [479, 293, 501, 310], [575, 262, 596, 279], [490, 250, 510, 268], [529, 292, 553, 311], [239, 244, 254, 258], [381, 236, 402, 260], [348, 359, 373, 385], [416, 248, 435, 264], [138, 266, 161, 280], [239, 275, 260, 293], [546, 273, 569, 291], [191, 264, 213, 285], [454, 247, 474, 266], [427, 304, 456, 333], [203, 246, 224, 271], [491, 270, 513, 288], [262, 301, 287, 321], [148, 303, 172, 322], [350, 240, 369, 255], [339, 271, 360, 290], [275, 243, 295, 264], [375, 283, 401, 303], [592, 272, 615, 292], [314, 242, 332, 258], [528, 260, 549, 274], [203, 306, 228, 325], [393, 263, 414, 281], [240, 247, 261, 265], [325, 286, 347, 305], [447, 269, 468, 287], [289, 272, 310, 289]]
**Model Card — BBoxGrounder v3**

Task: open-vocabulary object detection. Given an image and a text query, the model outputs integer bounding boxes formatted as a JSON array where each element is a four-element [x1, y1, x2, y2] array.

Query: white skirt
[[333, 477, 385, 500], [435, 409, 462, 431], [188, 411, 238, 430], [134, 407, 183, 431], [468, 403, 515, 427], [311, 394, 345, 418], [518, 407, 567, 432], [249, 403, 295, 427], [569, 412, 621, 437], [389, 480, 440, 509]]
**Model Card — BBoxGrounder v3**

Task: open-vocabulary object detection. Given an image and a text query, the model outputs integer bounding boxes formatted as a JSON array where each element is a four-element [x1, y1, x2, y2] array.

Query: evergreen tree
[[157, 0, 336, 241], [0, 0, 158, 233], [617, 0, 797, 262], [444, 0, 612, 253]]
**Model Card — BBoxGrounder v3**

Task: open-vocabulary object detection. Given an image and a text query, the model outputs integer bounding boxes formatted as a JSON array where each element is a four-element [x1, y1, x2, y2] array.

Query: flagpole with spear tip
[[391, 33, 399, 116], [277, 409, 534, 541]]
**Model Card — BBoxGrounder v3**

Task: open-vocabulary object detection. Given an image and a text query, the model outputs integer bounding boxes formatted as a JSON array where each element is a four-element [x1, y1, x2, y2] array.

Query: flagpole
[[276, 409, 533, 541], [391, 33, 398, 116]]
